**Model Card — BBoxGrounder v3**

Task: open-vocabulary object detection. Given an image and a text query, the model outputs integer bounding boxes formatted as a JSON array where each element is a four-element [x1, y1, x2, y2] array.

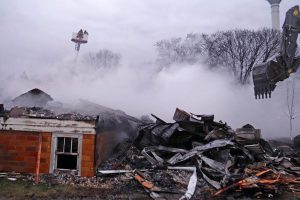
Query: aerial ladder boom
[[252, 5, 300, 99]]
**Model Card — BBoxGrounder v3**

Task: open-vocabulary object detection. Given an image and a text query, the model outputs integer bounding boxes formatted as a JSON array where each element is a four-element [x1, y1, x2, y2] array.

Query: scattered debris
[[8, 106, 97, 120], [7, 177, 17, 181], [98, 108, 300, 199], [1, 106, 299, 199]]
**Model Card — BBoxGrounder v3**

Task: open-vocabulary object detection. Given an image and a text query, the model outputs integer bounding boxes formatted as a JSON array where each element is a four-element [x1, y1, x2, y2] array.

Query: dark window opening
[[72, 138, 78, 153], [57, 154, 77, 170], [64, 138, 71, 152], [56, 137, 79, 171], [57, 137, 64, 152]]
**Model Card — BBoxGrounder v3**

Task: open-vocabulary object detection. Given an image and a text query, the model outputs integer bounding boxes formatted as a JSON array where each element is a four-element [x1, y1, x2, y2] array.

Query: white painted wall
[[0, 117, 96, 134]]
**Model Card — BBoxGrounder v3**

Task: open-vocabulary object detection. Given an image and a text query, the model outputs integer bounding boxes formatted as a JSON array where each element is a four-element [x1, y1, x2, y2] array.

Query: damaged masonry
[[0, 90, 300, 199]]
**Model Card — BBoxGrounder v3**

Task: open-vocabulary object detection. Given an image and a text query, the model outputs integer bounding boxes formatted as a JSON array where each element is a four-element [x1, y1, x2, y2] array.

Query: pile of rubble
[[2, 107, 298, 199], [8, 106, 97, 121], [98, 108, 300, 199]]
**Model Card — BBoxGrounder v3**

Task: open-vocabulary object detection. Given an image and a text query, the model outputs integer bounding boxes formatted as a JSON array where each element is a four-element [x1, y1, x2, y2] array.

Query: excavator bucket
[[252, 60, 288, 99], [251, 5, 300, 99]]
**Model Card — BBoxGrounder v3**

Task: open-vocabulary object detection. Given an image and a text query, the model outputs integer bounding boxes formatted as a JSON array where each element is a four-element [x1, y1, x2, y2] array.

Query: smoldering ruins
[[1, 2, 300, 199], [0, 88, 299, 199]]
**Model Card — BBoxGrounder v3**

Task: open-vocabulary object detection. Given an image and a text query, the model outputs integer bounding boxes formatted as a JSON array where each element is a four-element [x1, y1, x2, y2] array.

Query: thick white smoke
[[1, 53, 300, 139]]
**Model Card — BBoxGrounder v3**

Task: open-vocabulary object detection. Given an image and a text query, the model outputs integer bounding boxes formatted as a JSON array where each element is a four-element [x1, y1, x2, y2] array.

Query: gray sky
[[1, 0, 300, 138], [0, 0, 299, 65]]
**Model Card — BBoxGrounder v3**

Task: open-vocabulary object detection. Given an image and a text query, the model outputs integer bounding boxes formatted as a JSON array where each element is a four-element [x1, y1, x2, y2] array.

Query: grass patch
[[0, 178, 77, 199]]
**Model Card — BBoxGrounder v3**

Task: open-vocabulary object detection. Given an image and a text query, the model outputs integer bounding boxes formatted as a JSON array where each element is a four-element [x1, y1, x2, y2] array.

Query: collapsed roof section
[[3, 88, 141, 135]]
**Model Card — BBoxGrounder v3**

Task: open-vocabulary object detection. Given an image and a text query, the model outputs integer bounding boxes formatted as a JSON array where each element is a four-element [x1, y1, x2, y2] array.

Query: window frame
[[56, 137, 79, 155], [50, 133, 83, 175]]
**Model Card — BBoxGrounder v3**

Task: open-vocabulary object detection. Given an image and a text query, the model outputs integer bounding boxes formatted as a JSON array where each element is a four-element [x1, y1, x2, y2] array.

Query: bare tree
[[84, 49, 121, 69], [156, 29, 280, 84], [156, 34, 204, 66], [202, 29, 281, 84]]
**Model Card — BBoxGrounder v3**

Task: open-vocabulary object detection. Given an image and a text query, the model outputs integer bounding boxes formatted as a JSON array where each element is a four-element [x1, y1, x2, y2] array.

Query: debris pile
[[99, 108, 300, 199], [8, 106, 97, 120]]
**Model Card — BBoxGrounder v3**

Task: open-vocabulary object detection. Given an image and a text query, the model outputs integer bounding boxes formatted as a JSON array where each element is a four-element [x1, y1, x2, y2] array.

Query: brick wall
[[81, 134, 95, 177], [0, 130, 52, 174], [0, 130, 95, 177]]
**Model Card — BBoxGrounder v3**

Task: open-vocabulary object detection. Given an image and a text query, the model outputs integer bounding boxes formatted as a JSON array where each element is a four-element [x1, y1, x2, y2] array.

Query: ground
[[1, 177, 300, 200], [0, 178, 149, 200]]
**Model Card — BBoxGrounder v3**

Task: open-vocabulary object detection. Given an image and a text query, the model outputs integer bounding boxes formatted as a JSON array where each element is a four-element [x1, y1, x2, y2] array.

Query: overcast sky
[[0, 0, 299, 65]]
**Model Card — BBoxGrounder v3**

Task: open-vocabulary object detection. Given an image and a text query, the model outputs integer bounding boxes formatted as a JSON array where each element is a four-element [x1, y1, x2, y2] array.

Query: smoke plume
[[0, 55, 299, 139]]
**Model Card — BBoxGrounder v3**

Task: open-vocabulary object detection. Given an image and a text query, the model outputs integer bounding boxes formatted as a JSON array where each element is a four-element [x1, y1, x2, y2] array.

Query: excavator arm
[[252, 5, 300, 99]]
